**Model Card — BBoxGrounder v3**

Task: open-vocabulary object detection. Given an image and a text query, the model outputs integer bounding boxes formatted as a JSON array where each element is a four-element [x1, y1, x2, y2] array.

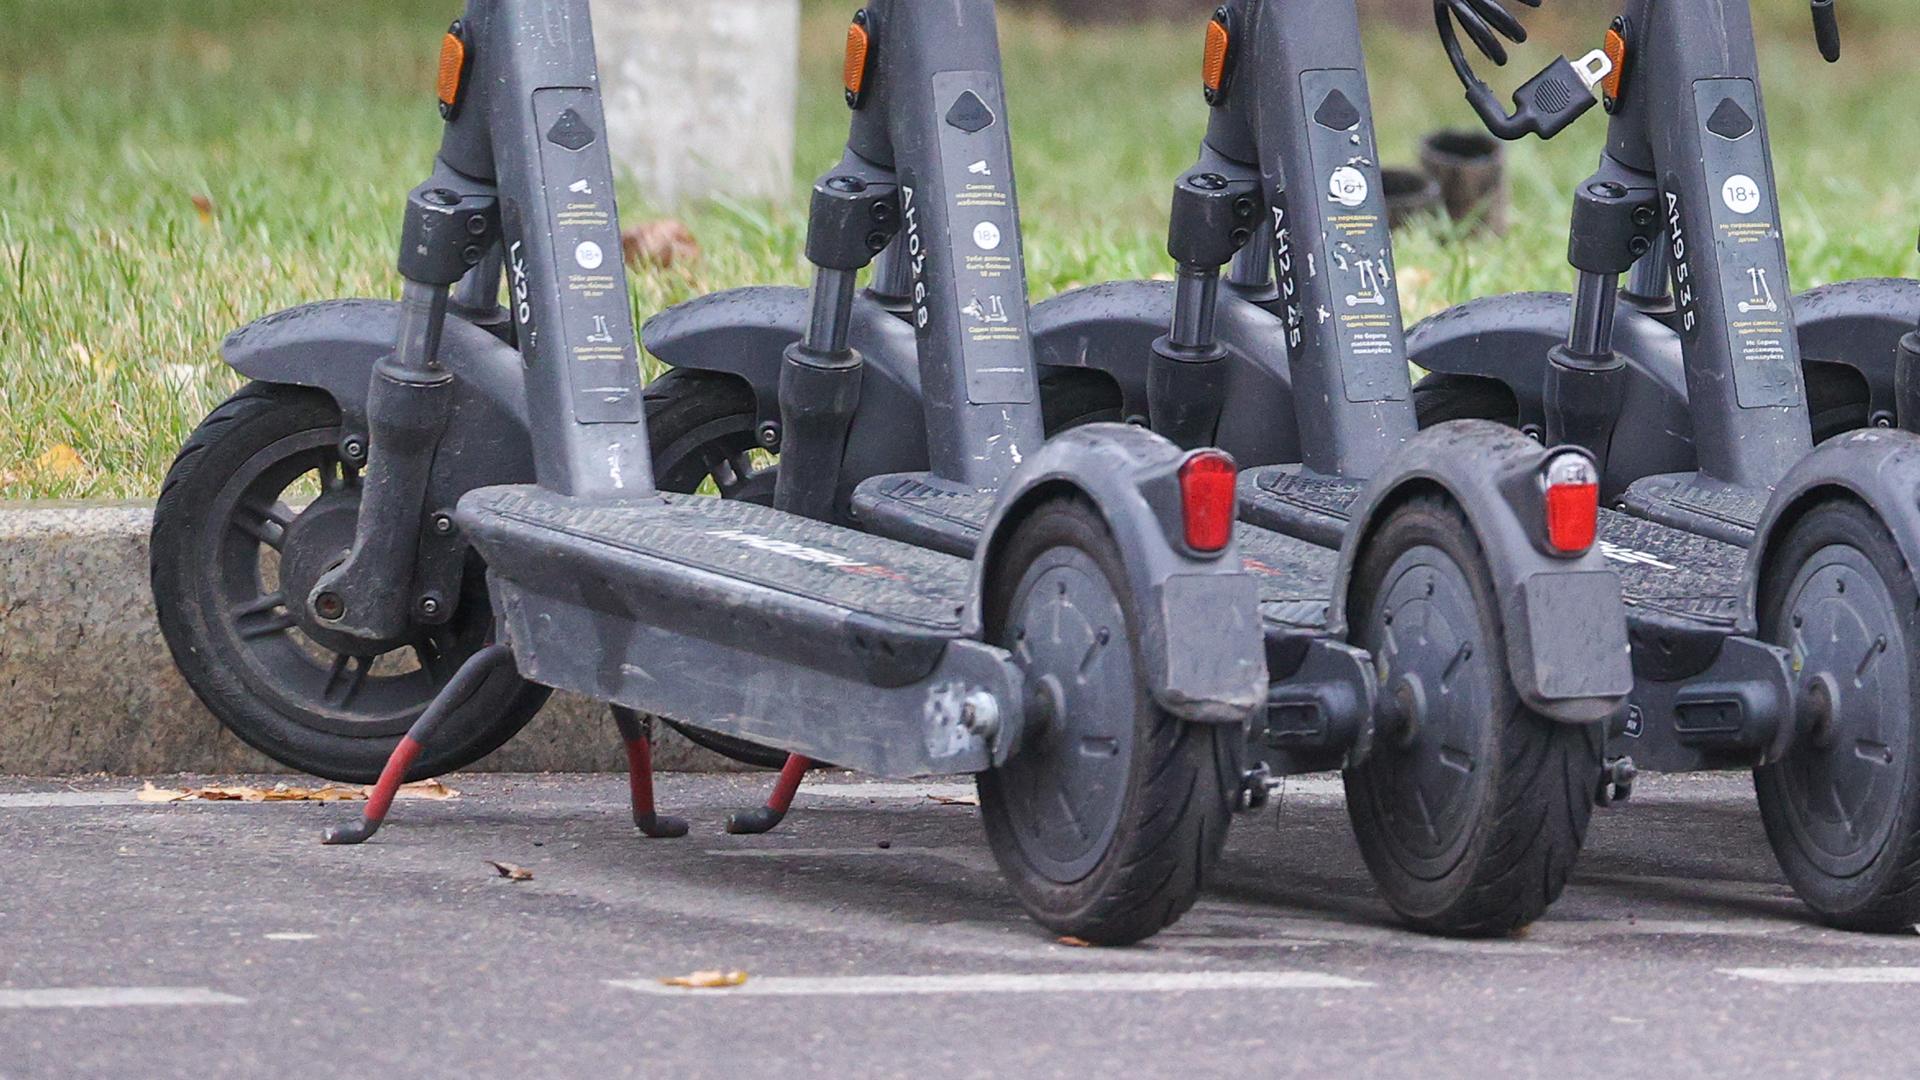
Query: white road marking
[[704, 846, 997, 875], [611, 971, 1368, 997], [795, 782, 977, 802], [0, 988, 246, 1009], [0, 792, 141, 808], [1724, 967, 1920, 985], [263, 932, 319, 942]]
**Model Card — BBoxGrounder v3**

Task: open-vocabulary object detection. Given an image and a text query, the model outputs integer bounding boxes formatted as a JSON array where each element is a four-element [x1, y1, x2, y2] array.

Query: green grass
[[3, 0, 1919, 497]]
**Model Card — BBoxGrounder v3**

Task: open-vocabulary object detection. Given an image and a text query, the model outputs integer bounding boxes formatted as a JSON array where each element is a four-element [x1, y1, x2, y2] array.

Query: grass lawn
[[3, 0, 1919, 498]]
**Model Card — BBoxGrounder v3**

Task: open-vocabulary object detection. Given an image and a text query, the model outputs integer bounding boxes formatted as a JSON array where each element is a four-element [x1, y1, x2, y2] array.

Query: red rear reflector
[[1179, 450, 1237, 553], [1543, 452, 1599, 554]]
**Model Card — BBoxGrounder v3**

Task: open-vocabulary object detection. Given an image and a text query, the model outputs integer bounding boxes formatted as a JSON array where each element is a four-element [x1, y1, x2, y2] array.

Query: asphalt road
[[4, 769, 1918, 1078]]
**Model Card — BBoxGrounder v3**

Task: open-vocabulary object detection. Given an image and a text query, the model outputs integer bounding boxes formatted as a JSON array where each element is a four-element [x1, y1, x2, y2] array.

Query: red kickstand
[[612, 707, 689, 838], [322, 643, 514, 845], [726, 753, 812, 835]]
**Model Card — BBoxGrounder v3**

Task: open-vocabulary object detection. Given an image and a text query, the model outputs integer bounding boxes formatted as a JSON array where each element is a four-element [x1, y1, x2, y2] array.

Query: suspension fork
[[1544, 159, 1661, 464], [774, 158, 901, 521], [310, 165, 501, 643], [1150, 155, 1264, 449]]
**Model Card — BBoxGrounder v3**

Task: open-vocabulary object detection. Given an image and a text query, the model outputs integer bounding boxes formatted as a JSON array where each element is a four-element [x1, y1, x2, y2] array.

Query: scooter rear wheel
[[151, 382, 549, 783], [1345, 494, 1603, 936], [977, 495, 1234, 945], [1755, 498, 1920, 931]]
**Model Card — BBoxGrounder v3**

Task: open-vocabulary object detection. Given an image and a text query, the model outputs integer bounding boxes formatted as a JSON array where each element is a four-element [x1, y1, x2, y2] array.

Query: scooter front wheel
[[977, 495, 1234, 945], [1345, 494, 1603, 936], [151, 382, 549, 783], [1756, 498, 1920, 931]]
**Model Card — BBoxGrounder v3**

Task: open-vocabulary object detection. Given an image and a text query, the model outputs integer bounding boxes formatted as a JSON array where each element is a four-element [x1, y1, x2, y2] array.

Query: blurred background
[[1, 0, 1917, 498]]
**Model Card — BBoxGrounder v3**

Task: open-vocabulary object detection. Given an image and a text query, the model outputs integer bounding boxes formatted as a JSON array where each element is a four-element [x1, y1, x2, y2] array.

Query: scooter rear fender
[[974, 423, 1268, 725], [1333, 422, 1633, 726]]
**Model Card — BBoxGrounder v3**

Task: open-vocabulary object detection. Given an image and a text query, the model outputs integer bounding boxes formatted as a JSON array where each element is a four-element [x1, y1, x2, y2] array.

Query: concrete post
[[592, 0, 801, 208]]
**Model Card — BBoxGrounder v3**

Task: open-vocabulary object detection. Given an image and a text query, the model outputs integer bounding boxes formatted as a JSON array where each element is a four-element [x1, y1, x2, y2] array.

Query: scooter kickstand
[[612, 707, 689, 838], [725, 753, 812, 835], [322, 643, 515, 845]]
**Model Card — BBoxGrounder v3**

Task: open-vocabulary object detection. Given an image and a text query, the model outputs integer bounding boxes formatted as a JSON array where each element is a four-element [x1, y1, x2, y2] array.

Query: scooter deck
[[852, 472, 1335, 630], [1235, 465, 1749, 633], [1618, 472, 1765, 548], [463, 485, 968, 638], [456, 485, 1017, 777]]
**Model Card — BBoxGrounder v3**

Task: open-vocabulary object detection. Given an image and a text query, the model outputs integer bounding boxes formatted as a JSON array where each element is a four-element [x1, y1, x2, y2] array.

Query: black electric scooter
[[637, 1, 1633, 935], [1409, 0, 1920, 929], [1000, 0, 1641, 934], [152, 0, 1280, 945]]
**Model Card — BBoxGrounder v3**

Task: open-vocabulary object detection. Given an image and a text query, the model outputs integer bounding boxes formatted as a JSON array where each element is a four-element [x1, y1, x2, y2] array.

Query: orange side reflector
[[844, 22, 872, 98], [437, 32, 466, 109], [1202, 18, 1231, 95], [1602, 27, 1627, 101]]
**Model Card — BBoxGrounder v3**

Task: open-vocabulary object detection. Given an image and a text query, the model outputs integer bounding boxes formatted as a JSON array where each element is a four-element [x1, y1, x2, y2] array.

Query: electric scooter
[[636, 1, 1632, 935], [1409, 0, 1920, 929], [1003, 0, 1641, 935], [151, 0, 1285, 945]]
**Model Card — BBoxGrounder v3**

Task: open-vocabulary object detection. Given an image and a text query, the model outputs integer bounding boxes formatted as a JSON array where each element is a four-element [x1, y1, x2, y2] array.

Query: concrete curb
[[0, 502, 737, 776]]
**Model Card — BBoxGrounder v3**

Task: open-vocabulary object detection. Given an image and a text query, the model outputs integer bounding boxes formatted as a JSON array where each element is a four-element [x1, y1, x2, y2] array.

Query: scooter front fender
[[1407, 292, 1695, 497], [221, 298, 537, 507], [640, 286, 931, 494], [1793, 277, 1918, 426], [1031, 281, 1302, 463]]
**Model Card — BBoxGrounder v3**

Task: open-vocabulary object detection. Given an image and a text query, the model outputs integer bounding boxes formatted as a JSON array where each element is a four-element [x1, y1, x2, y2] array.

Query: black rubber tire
[[1411, 373, 1519, 430], [977, 496, 1235, 945], [1755, 498, 1920, 931], [1344, 494, 1604, 936], [151, 382, 549, 783], [1038, 367, 1125, 435], [642, 369, 792, 771]]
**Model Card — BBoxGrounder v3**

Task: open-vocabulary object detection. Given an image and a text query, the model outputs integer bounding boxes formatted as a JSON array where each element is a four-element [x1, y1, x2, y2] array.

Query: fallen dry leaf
[[659, 969, 749, 989], [191, 194, 215, 224], [134, 779, 457, 804], [395, 778, 460, 801], [621, 219, 701, 269], [927, 793, 979, 807], [1056, 936, 1094, 948], [488, 861, 534, 882], [34, 444, 88, 481]]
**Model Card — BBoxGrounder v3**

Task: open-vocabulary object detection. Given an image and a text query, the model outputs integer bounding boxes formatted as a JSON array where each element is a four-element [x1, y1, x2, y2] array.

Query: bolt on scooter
[[1015, 0, 1637, 935], [1410, 0, 1920, 929], [154, 0, 1291, 946]]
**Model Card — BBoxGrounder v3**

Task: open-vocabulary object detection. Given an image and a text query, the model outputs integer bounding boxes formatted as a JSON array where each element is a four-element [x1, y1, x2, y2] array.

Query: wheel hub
[[1770, 548, 1908, 878], [992, 551, 1135, 885], [1356, 549, 1494, 877], [277, 493, 405, 657]]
